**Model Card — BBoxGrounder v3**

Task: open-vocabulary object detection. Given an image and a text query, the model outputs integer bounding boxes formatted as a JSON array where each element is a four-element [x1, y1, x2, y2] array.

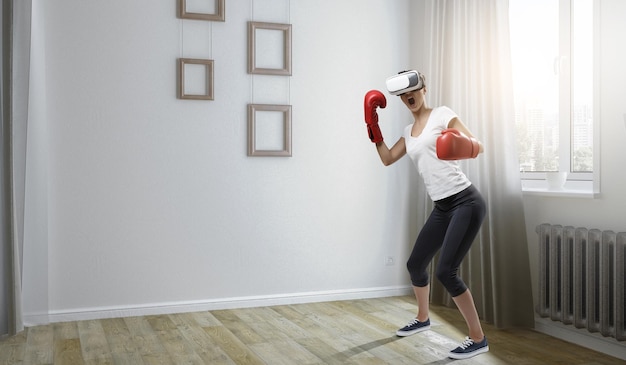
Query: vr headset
[[386, 70, 424, 96]]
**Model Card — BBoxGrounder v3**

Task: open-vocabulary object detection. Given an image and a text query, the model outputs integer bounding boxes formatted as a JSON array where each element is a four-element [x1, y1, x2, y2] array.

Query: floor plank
[[203, 325, 265, 365], [76, 320, 113, 364], [23, 323, 54, 365]]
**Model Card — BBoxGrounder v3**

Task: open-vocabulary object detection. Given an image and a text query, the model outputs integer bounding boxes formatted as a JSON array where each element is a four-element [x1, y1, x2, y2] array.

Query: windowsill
[[521, 180, 598, 198]]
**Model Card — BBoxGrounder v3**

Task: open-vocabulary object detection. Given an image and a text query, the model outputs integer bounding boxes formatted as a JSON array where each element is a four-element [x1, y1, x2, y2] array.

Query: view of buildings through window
[[509, 0, 593, 174]]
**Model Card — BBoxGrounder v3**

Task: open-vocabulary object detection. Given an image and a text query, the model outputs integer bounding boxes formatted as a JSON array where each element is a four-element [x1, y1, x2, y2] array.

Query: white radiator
[[536, 224, 625, 341]]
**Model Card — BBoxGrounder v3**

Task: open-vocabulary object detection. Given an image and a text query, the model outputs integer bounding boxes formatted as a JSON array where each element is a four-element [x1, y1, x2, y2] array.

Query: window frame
[[516, 0, 600, 197]]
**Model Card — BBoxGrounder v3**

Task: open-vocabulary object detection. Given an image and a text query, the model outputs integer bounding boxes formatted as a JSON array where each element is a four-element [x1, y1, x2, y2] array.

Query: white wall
[[24, 0, 419, 321]]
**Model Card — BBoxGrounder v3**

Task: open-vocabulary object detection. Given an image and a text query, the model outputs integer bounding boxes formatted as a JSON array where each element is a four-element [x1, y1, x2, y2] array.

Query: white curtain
[[418, 0, 535, 328], [1, 0, 38, 337]]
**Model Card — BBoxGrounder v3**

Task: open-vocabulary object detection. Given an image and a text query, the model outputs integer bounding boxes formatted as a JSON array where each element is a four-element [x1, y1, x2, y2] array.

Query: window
[[509, 0, 598, 193]]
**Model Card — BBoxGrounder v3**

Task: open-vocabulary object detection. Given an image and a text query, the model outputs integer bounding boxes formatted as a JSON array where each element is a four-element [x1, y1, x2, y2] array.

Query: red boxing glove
[[436, 128, 480, 160], [364, 90, 387, 143]]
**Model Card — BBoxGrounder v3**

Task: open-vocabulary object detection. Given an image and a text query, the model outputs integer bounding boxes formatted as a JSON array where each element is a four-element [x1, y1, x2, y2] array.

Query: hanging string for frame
[[287, 0, 291, 106], [179, 16, 184, 58], [250, 0, 255, 104]]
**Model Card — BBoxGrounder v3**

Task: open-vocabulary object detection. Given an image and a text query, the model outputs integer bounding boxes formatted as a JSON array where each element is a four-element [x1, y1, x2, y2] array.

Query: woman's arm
[[447, 117, 484, 154], [376, 137, 407, 166]]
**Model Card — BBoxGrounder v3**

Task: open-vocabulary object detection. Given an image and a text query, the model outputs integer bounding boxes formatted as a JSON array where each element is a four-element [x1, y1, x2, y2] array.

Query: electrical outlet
[[385, 256, 395, 266]]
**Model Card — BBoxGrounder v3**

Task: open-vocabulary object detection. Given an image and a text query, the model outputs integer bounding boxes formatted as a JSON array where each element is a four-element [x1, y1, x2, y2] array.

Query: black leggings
[[407, 184, 486, 297]]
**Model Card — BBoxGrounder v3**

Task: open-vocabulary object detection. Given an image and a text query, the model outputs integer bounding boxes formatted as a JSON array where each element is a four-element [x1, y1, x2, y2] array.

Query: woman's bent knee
[[435, 268, 467, 297]]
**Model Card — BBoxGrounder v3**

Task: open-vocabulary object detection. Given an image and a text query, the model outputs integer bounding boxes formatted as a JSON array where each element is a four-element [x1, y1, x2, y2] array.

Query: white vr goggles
[[386, 70, 424, 96]]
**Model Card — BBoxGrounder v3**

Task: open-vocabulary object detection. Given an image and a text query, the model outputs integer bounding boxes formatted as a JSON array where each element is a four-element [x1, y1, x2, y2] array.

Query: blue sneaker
[[396, 318, 431, 337], [448, 336, 489, 359]]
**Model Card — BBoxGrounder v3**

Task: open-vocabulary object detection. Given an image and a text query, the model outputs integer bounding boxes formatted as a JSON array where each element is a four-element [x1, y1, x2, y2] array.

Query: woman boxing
[[363, 70, 489, 360]]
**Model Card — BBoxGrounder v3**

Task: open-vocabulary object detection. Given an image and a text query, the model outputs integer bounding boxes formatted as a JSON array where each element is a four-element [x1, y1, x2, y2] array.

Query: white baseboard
[[534, 318, 626, 361], [25, 285, 413, 326]]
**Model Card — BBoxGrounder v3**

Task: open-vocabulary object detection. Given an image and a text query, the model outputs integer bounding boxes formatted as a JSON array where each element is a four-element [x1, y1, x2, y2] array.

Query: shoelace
[[405, 319, 420, 327], [458, 337, 475, 349]]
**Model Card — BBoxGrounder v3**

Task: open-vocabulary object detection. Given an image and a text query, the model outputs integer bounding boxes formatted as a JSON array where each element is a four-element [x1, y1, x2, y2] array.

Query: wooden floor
[[0, 295, 623, 364]]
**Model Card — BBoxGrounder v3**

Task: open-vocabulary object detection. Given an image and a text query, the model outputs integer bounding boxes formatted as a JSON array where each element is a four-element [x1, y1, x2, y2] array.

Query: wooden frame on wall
[[248, 21, 292, 76], [247, 104, 292, 157], [179, 0, 225, 21], [178, 58, 214, 100]]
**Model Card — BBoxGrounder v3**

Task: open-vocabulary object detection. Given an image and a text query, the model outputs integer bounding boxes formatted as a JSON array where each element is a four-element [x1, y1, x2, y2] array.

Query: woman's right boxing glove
[[436, 128, 480, 160], [364, 90, 387, 143]]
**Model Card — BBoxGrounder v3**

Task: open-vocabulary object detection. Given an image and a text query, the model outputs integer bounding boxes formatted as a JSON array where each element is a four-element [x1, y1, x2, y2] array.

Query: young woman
[[364, 70, 489, 360]]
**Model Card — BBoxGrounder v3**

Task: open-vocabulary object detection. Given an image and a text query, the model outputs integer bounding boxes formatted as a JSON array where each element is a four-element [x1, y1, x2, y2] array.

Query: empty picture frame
[[248, 104, 292, 157], [248, 21, 292, 76], [178, 58, 214, 100], [179, 0, 225, 21]]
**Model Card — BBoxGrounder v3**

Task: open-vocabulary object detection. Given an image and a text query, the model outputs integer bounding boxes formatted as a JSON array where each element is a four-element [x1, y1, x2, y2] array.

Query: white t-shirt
[[403, 106, 472, 201]]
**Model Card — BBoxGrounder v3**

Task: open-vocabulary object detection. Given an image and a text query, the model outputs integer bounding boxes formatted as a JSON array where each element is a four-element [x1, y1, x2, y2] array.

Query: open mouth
[[408, 97, 415, 106]]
